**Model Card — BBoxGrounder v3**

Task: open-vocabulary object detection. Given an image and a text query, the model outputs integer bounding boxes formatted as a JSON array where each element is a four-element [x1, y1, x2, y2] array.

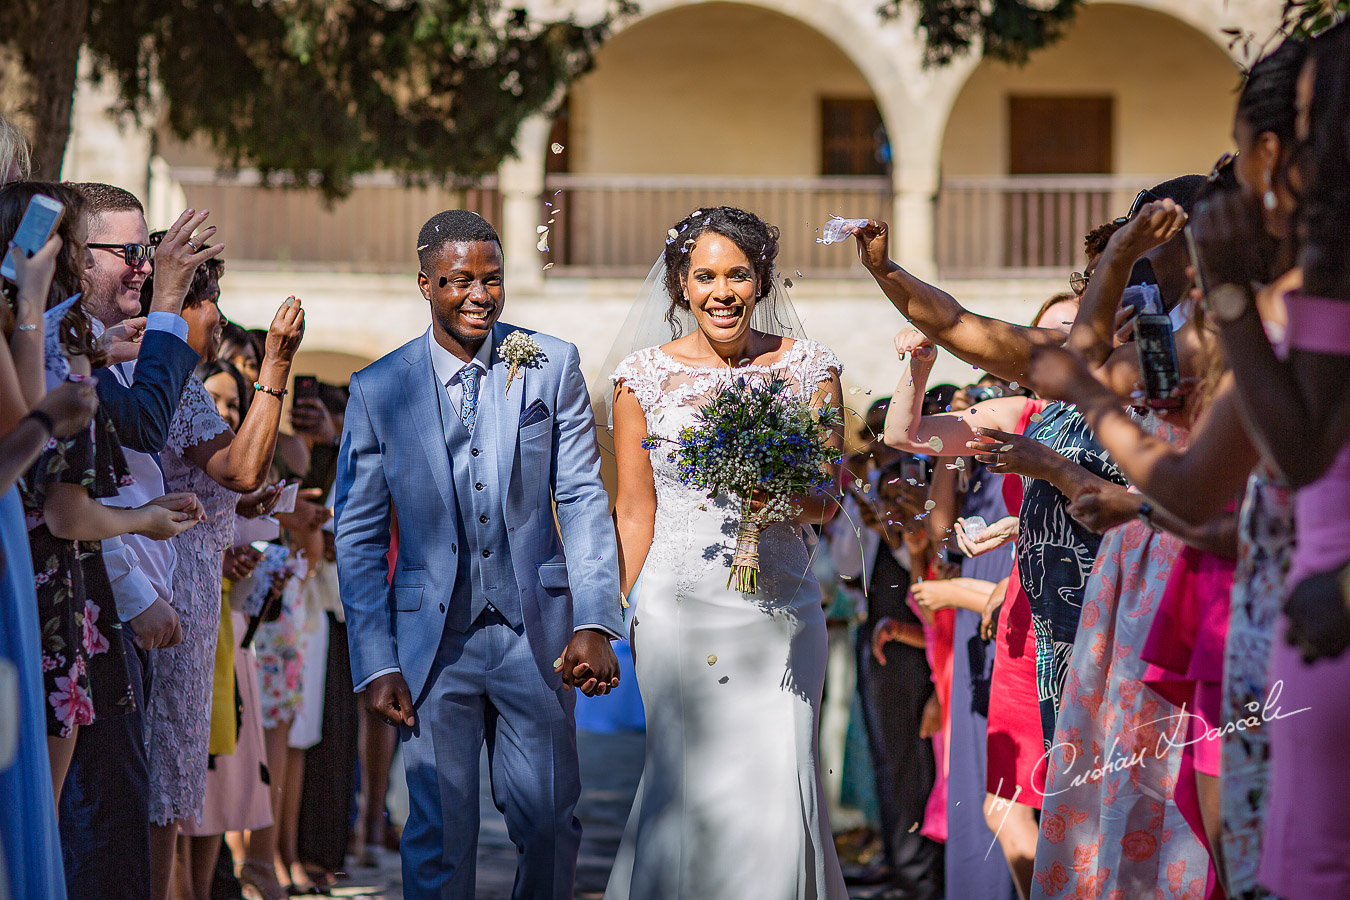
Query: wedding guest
[[3, 183, 202, 812], [0, 114, 30, 186], [0, 217, 99, 900], [58, 182, 217, 900], [138, 233, 305, 900]]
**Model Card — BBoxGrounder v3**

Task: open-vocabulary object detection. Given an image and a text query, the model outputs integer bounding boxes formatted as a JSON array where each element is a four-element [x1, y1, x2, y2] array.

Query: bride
[[602, 206, 849, 899]]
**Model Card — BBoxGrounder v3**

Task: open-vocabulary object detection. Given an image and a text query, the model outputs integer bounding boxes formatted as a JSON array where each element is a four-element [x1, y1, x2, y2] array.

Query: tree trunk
[[1, 0, 90, 179]]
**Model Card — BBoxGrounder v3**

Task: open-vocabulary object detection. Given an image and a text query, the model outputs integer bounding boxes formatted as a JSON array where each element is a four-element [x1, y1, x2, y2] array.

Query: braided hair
[[661, 206, 779, 334], [1238, 38, 1308, 143], [1300, 21, 1350, 298]]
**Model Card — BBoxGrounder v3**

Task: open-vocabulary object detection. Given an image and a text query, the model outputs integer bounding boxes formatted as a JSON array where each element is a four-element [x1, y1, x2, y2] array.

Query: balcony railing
[[936, 175, 1160, 279], [540, 174, 894, 278], [169, 167, 500, 272]]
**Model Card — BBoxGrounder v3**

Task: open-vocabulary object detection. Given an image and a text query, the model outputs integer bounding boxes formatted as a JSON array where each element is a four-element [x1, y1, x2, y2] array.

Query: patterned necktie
[[459, 364, 481, 433]]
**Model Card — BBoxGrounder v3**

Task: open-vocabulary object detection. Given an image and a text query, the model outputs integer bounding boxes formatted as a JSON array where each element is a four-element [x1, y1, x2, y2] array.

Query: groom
[[335, 210, 624, 899]]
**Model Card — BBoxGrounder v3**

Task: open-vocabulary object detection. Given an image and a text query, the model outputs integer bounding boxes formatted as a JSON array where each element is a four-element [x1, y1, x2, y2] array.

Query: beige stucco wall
[[567, 2, 875, 176], [941, 3, 1240, 177]]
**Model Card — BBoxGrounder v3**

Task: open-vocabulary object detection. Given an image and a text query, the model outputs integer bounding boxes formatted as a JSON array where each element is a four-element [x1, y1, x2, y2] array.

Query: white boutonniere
[[500, 331, 544, 398]]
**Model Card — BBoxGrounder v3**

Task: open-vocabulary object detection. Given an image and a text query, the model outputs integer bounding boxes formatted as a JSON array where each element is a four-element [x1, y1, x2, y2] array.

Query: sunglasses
[[1208, 152, 1238, 183], [1069, 271, 1089, 295], [1113, 188, 1161, 226], [88, 242, 155, 266]]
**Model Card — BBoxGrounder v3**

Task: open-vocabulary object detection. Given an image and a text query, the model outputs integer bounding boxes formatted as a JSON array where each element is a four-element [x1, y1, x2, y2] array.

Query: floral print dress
[[21, 407, 136, 737], [1030, 414, 1209, 900]]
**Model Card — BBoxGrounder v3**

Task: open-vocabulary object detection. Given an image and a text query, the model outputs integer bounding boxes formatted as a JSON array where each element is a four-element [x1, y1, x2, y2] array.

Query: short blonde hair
[[0, 116, 32, 186]]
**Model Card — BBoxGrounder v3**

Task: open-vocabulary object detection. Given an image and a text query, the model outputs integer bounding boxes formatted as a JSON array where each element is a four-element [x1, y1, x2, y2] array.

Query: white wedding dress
[[604, 340, 849, 900]]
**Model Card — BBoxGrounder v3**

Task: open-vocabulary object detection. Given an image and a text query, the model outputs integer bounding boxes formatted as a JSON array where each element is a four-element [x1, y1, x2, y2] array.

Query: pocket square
[[519, 399, 551, 428]]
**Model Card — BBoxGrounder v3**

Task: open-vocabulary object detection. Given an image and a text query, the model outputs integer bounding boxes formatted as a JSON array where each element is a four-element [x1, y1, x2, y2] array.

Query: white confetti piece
[[668, 228, 679, 240], [707, 654, 718, 666], [924, 500, 936, 510], [543, 262, 554, 270], [849, 387, 863, 395], [1029, 413, 1042, 422], [537, 234, 549, 252], [1001, 444, 1014, 452], [550, 142, 564, 154], [1010, 382, 1020, 390], [553, 657, 563, 668], [928, 436, 944, 452], [536, 225, 549, 234]]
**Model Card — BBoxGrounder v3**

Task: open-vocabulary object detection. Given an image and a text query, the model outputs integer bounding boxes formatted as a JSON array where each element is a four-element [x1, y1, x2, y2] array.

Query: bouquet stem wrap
[[729, 511, 762, 594]]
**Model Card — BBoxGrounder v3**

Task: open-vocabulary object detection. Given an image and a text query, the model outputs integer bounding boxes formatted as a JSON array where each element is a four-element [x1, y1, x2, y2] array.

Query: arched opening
[[542, 1, 893, 276], [935, 2, 1239, 277]]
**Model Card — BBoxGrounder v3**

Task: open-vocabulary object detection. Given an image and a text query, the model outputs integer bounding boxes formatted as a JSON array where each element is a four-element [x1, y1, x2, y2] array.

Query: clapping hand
[[100, 316, 147, 364], [556, 629, 620, 696], [954, 515, 1018, 557], [149, 209, 225, 314]]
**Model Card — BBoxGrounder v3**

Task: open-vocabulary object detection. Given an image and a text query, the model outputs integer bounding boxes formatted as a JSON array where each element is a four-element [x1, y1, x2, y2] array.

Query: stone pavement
[[323, 729, 889, 899]]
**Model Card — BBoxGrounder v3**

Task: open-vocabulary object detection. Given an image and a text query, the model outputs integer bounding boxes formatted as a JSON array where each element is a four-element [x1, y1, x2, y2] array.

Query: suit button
[[482, 549, 492, 558], [471, 448, 480, 457], [479, 514, 488, 524], [439, 603, 445, 612], [475, 482, 484, 491], [451, 544, 457, 553]]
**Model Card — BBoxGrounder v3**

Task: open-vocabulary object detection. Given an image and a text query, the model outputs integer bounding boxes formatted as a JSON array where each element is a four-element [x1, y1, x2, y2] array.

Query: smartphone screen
[[1, 194, 64, 283], [1134, 314, 1183, 409], [292, 375, 319, 403]]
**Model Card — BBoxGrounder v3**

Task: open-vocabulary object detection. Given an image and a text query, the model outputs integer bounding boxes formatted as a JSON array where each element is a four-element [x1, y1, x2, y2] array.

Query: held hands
[[954, 515, 1018, 557], [100, 317, 147, 365], [967, 427, 1066, 481], [556, 629, 620, 696], [150, 209, 225, 314], [35, 380, 99, 437], [894, 326, 936, 367], [134, 492, 205, 540], [365, 671, 416, 728]]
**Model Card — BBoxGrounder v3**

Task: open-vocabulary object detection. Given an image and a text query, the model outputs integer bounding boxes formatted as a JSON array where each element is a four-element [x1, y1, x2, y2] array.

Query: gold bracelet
[[253, 382, 288, 399]]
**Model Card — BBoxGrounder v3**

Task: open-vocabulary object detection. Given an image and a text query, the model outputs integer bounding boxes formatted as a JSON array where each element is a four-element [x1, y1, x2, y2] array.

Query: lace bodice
[[162, 376, 237, 556], [611, 339, 842, 597]]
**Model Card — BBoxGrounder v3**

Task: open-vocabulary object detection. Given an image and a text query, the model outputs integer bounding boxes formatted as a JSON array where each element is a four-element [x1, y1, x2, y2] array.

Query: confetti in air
[[1029, 413, 1043, 422], [1010, 382, 1020, 391], [551, 143, 565, 154], [707, 654, 718, 666], [536, 225, 549, 234], [537, 234, 549, 252], [543, 262, 554, 270], [928, 436, 944, 452], [924, 500, 936, 510]]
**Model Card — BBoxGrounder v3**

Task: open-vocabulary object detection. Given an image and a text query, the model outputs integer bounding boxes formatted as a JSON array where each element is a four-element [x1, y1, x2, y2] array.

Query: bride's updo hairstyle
[[662, 206, 780, 330]]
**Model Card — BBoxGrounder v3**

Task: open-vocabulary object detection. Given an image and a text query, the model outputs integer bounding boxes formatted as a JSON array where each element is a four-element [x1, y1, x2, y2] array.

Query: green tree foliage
[[879, 0, 1347, 69], [2, 0, 632, 195]]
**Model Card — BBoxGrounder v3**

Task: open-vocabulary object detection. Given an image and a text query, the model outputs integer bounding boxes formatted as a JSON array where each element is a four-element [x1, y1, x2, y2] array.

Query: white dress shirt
[[93, 312, 190, 622]]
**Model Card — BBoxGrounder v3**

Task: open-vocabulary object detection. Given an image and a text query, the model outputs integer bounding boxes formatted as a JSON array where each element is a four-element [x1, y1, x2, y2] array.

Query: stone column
[[498, 114, 552, 294]]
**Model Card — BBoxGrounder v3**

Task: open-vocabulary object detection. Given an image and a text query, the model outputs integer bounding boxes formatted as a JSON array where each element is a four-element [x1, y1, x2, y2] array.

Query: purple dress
[[1258, 293, 1350, 899]]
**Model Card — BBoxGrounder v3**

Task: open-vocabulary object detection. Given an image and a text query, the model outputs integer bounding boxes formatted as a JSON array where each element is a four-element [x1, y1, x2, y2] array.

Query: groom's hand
[[364, 672, 416, 727], [557, 629, 620, 697]]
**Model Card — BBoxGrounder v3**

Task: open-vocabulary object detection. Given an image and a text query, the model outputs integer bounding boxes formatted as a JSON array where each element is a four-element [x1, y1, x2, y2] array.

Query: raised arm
[[849, 220, 1067, 383], [187, 298, 303, 492], [794, 367, 845, 526], [881, 325, 1030, 455], [1029, 344, 1256, 524]]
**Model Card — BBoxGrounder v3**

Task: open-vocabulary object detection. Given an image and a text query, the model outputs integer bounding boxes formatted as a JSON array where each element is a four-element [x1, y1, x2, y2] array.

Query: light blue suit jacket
[[335, 321, 623, 702]]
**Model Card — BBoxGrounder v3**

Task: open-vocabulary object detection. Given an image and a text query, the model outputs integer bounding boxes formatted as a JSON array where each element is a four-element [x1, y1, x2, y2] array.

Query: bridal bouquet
[[644, 376, 841, 593]]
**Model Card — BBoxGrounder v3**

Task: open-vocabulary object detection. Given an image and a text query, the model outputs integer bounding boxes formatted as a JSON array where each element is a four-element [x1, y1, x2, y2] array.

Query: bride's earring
[[1264, 171, 1278, 211]]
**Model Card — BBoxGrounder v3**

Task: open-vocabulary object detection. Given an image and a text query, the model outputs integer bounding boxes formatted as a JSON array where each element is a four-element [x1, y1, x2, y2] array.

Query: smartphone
[[292, 375, 319, 404], [1184, 225, 1206, 297], [1, 194, 64, 283], [1134, 314, 1183, 409]]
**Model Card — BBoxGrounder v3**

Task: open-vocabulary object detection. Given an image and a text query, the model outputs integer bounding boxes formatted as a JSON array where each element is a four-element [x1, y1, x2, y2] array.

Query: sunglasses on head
[[88, 242, 155, 266], [1208, 152, 1238, 183], [1113, 189, 1162, 226]]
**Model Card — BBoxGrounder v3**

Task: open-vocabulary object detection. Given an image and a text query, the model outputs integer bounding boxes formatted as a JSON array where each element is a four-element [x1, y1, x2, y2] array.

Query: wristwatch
[[1207, 283, 1253, 323], [1137, 501, 1157, 530]]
